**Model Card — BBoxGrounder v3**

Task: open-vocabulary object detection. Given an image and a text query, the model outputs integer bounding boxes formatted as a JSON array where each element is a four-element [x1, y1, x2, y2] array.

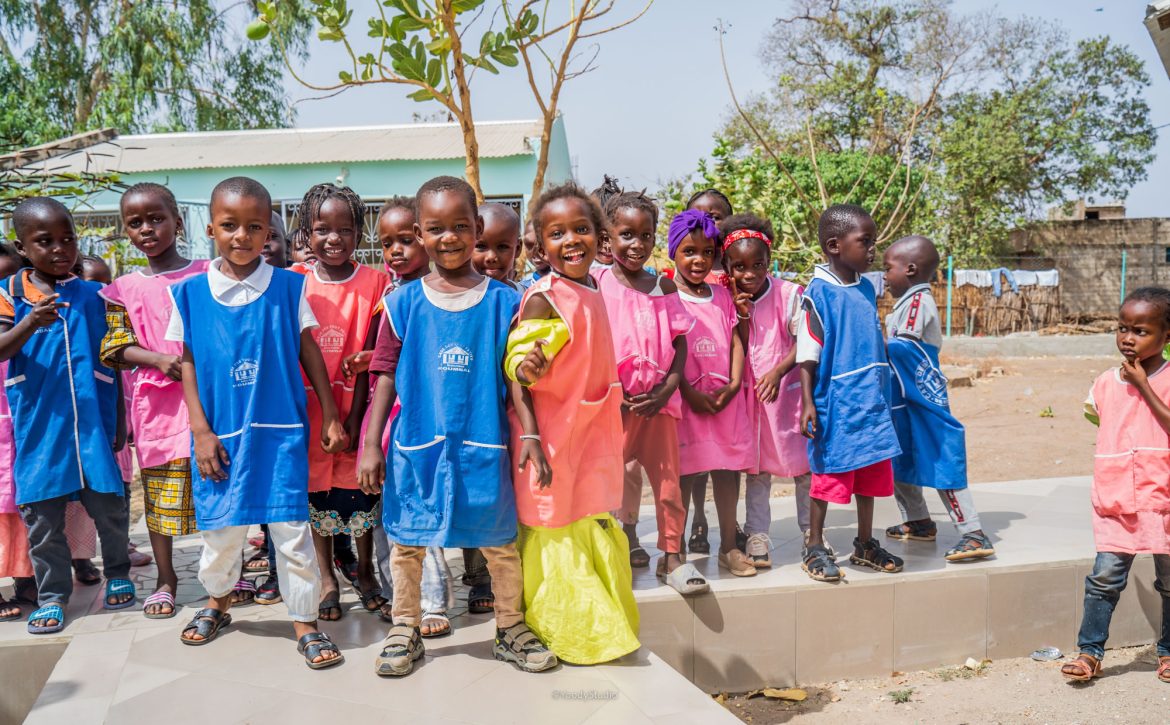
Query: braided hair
[[298, 183, 366, 236], [604, 189, 659, 228], [591, 175, 623, 211]]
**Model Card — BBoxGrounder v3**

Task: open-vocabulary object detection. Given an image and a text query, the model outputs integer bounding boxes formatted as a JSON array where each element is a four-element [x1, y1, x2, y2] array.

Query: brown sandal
[[1158, 656, 1170, 683], [1061, 653, 1101, 681]]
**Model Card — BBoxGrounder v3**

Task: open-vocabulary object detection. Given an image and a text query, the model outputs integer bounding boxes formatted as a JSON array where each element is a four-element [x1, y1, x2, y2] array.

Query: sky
[[287, 1, 1169, 218]]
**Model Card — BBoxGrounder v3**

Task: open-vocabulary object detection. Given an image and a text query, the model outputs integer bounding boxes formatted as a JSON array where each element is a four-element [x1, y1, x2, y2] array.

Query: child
[[1065, 287, 1170, 682], [473, 202, 524, 291], [262, 211, 290, 268], [722, 214, 815, 568], [881, 235, 993, 561], [596, 190, 705, 595], [99, 182, 210, 619], [507, 181, 640, 663], [679, 189, 736, 554], [0, 197, 134, 634], [358, 176, 554, 676], [378, 196, 428, 282], [519, 220, 551, 288], [668, 210, 755, 577], [797, 203, 902, 582], [167, 177, 346, 669], [295, 183, 390, 622], [289, 228, 317, 268], [589, 176, 621, 269]]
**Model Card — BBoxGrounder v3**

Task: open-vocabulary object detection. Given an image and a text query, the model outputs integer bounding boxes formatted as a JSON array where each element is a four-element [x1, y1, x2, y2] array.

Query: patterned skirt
[[142, 459, 196, 536]]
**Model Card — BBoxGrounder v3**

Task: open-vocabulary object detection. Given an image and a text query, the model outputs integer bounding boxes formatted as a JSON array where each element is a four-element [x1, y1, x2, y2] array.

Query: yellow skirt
[[519, 513, 640, 665]]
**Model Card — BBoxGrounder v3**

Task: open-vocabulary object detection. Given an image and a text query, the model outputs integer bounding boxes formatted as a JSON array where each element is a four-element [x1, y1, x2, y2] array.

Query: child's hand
[[357, 446, 385, 495], [153, 353, 183, 381], [193, 430, 230, 481], [629, 385, 670, 417], [755, 367, 784, 404], [28, 294, 67, 328], [321, 417, 349, 454], [680, 383, 718, 415], [800, 406, 817, 439], [516, 342, 550, 385], [729, 278, 753, 319], [342, 410, 363, 453], [517, 438, 552, 488], [712, 381, 741, 412], [1121, 356, 1150, 389], [342, 350, 371, 379]]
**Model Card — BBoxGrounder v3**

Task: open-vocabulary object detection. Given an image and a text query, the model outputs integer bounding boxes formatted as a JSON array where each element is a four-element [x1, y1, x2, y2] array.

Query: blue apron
[[803, 275, 901, 474], [382, 279, 520, 548], [887, 336, 967, 489], [171, 268, 309, 529], [5, 274, 122, 505]]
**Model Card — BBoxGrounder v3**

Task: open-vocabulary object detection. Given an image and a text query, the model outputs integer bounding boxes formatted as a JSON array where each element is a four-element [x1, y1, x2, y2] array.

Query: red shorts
[[810, 459, 894, 504]]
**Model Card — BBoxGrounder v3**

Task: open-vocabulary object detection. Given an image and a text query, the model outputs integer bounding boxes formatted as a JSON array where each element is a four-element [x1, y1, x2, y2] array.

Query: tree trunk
[[441, 2, 483, 202]]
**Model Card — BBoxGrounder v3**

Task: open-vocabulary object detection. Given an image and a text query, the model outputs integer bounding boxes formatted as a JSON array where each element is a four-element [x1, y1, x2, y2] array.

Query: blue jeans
[[1077, 552, 1170, 659]]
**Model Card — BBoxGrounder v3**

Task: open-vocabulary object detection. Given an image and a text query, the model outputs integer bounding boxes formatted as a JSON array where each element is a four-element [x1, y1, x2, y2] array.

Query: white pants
[[744, 472, 813, 536], [199, 521, 320, 622]]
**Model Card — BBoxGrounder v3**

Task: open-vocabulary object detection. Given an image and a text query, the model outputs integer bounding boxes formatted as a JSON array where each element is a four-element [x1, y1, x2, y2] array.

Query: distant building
[[1046, 200, 1126, 222], [1147, 0, 1170, 80], [9, 118, 573, 265]]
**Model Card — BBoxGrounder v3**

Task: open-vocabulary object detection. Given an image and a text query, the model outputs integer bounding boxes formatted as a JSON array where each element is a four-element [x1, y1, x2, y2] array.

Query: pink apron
[[594, 267, 693, 419], [510, 275, 625, 528], [745, 278, 809, 477], [0, 360, 16, 514], [100, 260, 208, 469], [676, 285, 754, 476]]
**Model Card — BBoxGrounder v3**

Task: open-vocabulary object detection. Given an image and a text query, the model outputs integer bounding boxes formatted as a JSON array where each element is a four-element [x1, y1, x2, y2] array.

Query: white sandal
[[661, 561, 710, 596]]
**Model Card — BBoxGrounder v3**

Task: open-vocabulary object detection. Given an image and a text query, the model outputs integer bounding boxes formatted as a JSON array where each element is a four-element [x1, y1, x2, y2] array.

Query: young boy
[[358, 175, 556, 677], [0, 197, 135, 634], [519, 220, 551, 288], [473, 202, 523, 292], [797, 203, 903, 582], [881, 235, 994, 561], [166, 177, 347, 668]]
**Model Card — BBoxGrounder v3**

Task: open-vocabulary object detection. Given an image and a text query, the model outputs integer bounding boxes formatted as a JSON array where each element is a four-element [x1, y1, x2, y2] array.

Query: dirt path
[[723, 645, 1168, 724]]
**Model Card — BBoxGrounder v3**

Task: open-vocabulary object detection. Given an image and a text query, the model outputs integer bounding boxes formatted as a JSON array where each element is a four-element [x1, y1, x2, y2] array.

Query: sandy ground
[[723, 644, 1170, 724]]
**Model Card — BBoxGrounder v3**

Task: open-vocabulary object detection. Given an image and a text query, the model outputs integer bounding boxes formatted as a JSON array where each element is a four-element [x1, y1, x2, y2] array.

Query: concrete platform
[[3, 476, 1162, 724]]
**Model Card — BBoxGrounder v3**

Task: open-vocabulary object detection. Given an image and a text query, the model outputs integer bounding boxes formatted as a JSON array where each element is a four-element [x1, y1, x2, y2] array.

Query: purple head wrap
[[667, 209, 721, 259]]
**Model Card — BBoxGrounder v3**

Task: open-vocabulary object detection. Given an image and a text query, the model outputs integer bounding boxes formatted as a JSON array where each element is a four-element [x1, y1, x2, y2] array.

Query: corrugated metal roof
[[20, 120, 543, 175]]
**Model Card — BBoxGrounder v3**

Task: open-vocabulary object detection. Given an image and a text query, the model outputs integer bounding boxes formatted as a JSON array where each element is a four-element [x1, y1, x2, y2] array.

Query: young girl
[[99, 183, 209, 618], [1065, 287, 1170, 682], [669, 210, 755, 577], [507, 182, 640, 663], [679, 189, 735, 554], [296, 183, 390, 622], [722, 213, 814, 568], [596, 190, 705, 595]]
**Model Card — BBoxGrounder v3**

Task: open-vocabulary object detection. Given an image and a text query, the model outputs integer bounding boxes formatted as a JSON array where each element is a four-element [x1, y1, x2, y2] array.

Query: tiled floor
[[3, 475, 1160, 723]]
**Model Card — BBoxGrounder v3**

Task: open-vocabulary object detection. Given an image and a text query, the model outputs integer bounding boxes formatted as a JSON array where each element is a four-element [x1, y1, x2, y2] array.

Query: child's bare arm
[[0, 295, 66, 361], [712, 329, 747, 412], [630, 334, 687, 417], [799, 360, 818, 438], [181, 345, 230, 481], [1121, 358, 1170, 435], [342, 316, 380, 452], [358, 370, 396, 495], [509, 380, 552, 487], [300, 331, 346, 453], [757, 345, 797, 404]]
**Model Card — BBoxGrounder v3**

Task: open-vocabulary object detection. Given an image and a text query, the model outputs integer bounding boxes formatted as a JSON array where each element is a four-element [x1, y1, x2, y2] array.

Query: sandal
[[802, 544, 843, 582], [375, 624, 424, 677], [1061, 653, 1101, 681], [420, 612, 452, 638], [658, 560, 710, 596], [688, 523, 710, 555], [255, 576, 282, 605], [27, 603, 65, 634], [718, 549, 757, 577], [357, 584, 388, 614], [945, 531, 995, 561], [494, 622, 558, 672], [1158, 656, 1170, 683], [243, 551, 270, 573], [72, 558, 101, 586], [180, 608, 231, 645], [629, 546, 651, 569], [229, 579, 256, 607], [850, 537, 904, 573], [297, 631, 345, 670], [318, 594, 344, 621], [885, 520, 937, 542], [0, 595, 21, 622], [468, 582, 495, 614], [142, 590, 177, 619], [104, 578, 137, 610]]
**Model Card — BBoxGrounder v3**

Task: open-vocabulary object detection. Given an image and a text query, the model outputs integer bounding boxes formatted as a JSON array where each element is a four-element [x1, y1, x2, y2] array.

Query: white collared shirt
[[164, 258, 318, 343], [795, 264, 863, 364]]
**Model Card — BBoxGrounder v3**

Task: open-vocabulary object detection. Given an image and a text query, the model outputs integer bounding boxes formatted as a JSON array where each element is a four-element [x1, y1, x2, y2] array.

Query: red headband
[[722, 228, 771, 252]]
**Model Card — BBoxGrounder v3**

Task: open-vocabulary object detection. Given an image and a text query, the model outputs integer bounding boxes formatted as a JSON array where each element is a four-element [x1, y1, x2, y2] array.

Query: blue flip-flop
[[104, 578, 137, 610], [27, 603, 65, 634]]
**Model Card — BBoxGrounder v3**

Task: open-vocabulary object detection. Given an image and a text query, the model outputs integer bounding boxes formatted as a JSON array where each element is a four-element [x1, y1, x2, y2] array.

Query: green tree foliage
[[690, 0, 1156, 267], [0, 0, 311, 147]]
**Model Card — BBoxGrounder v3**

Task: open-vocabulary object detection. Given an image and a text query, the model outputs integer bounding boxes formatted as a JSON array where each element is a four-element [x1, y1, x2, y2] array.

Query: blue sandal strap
[[107, 578, 136, 595], [29, 603, 63, 621]]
